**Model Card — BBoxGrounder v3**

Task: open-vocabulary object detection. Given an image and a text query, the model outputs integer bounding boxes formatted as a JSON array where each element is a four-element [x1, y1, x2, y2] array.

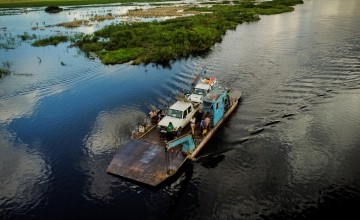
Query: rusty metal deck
[[107, 129, 187, 186]]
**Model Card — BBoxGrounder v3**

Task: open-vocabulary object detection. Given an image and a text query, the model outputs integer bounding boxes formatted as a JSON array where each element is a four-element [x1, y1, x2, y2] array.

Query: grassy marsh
[[76, 0, 303, 65], [32, 35, 68, 46], [17, 0, 303, 64]]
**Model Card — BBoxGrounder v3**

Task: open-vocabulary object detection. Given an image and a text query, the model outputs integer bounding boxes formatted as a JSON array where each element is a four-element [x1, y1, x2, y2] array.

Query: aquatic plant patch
[[32, 35, 68, 46]]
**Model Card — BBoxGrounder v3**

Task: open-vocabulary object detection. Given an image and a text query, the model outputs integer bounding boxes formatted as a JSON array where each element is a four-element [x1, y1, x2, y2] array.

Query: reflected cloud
[[315, 0, 356, 17], [84, 107, 147, 156], [0, 127, 50, 211], [0, 91, 38, 124], [0, 83, 65, 124], [285, 114, 332, 183], [81, 108, 145, 200], [284, 92, 360, 184]]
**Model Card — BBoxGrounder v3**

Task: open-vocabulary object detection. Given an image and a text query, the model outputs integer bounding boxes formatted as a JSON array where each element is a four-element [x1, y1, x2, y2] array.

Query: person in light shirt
[[190, 115, 196, 135]]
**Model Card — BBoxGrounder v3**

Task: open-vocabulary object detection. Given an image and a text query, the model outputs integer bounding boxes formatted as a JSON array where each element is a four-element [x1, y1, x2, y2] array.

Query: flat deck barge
[[107, 88, 242, 186]]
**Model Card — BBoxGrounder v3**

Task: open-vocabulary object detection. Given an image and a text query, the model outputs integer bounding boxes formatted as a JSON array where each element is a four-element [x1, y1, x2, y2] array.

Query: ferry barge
[[107, 83, 242, 186]]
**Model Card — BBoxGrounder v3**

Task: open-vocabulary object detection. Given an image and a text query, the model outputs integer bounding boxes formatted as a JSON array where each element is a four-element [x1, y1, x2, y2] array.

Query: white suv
[[158, 101, 197, 136], [186, 77, 217, 103]]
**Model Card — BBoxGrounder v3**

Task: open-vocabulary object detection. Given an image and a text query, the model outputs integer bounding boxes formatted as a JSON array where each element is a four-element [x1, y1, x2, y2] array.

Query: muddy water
[[1, 0, 360, 219]]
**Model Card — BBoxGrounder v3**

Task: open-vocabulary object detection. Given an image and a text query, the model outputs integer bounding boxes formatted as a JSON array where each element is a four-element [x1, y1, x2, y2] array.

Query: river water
[[1, 0, 360, 219]]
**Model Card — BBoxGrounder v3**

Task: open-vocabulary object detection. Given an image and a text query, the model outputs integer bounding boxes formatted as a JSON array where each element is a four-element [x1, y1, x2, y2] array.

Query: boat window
[[187, 106, 192, 113], [216, 102, 219, 109], [203, 101, 213, 109], [167, 109, 183, 119]]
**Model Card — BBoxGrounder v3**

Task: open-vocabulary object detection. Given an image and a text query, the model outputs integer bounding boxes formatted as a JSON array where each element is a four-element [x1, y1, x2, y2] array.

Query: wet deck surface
[[107, 126, 187, 186]]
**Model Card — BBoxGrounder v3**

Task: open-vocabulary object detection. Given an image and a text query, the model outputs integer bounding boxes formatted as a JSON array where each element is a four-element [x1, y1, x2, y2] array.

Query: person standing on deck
[[149, 110, 156, 118], [166, 122, 174, 141], [226, 89, 231, 108], [149, 110, 158, 125], [200, 115, 206, 135], [157, 108, 163, 123], [204, 114, 211, 134], [190, 115, 196, 136]]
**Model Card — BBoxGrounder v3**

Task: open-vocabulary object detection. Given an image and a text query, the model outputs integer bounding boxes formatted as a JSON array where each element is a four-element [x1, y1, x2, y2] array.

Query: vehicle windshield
[[194, 88, 207, 96], [166, 109, 183, 119]]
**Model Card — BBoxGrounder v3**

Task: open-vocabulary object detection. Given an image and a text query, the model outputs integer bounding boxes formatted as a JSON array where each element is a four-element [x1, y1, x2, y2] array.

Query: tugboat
[[107, 70, 242, 186]]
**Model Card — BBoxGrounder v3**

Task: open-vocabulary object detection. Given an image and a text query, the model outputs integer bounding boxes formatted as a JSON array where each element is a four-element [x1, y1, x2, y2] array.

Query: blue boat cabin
[[202, 85, 229, 127]]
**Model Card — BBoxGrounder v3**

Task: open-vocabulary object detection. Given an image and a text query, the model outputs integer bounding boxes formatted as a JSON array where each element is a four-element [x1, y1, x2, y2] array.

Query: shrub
[[45, 6, 63, 13], [32, 36, 68, 47], [98, 48, 144, 64]]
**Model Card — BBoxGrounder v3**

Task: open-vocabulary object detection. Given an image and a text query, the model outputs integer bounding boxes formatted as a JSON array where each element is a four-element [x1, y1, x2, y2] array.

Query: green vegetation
[[0, 0, 165, 8], [44, 5, 63, 13], [18, 32, 37, 41], [0, 61, 11, 78], [76, 0, 303, 65], [0, 68, 10, 78], [0, 34, 18, 49], [98, 48, 144, 64], [32, 35, 68, 46]]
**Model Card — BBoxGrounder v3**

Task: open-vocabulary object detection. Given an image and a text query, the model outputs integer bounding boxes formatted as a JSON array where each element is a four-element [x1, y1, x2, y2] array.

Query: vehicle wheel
[[177, 127, 183, 136]]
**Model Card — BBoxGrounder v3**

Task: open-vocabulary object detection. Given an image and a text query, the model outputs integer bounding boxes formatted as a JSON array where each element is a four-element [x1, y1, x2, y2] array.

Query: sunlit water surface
[[1, 0, 360, 219]]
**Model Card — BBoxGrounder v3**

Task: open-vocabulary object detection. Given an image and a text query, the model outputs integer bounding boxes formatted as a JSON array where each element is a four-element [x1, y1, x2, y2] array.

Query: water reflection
[[84, 107, 147, 156], [0, 92, 38, 124], [284, 91, 360, 184], [0, 128, 50, 215]]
